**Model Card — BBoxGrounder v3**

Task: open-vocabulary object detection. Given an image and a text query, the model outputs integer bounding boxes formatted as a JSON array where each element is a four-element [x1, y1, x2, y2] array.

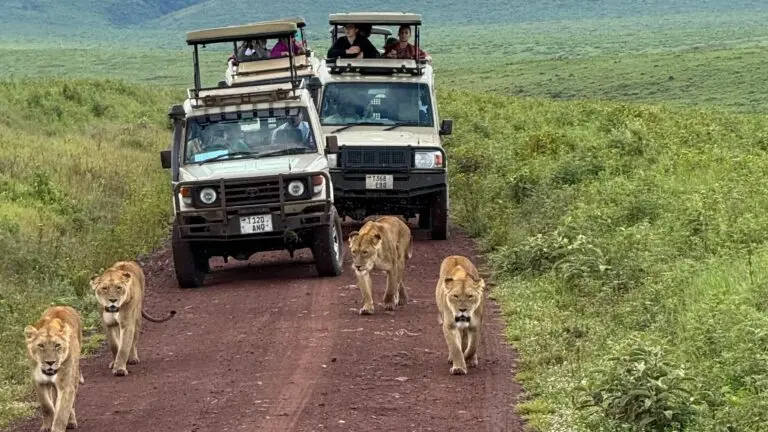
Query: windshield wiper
[[255, 147, 313, 158], [382, 122, 421, 131], [196, 151, 258, 165], [329, 122, 389, 134]]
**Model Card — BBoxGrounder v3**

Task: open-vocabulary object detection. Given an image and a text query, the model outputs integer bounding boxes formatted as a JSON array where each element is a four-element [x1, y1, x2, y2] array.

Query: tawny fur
[[348, 216, 413, 315], [90, 261, 176, 376], [24, 306, 83, 432], [434, 255, 485, 375]]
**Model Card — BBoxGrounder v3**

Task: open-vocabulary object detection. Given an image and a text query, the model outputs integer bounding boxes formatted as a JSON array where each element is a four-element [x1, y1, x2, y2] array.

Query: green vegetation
[[440, 90, 768, 430], [0, 79, 178, 428]]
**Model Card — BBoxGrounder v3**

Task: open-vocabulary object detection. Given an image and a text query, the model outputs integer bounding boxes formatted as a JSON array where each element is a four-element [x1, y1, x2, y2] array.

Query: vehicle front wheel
[[171, 222, 207, 288], [312, 206, 344, 277], [431, 190, 449, 240]]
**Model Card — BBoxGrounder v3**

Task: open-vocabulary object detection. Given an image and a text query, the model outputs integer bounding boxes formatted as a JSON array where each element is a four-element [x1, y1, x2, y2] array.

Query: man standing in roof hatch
[[326, 23, 379, 59]]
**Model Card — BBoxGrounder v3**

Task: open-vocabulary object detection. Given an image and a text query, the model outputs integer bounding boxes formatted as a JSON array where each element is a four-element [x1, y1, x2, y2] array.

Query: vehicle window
[[320, 82, 433, 127], [184, 107, 317, 163]]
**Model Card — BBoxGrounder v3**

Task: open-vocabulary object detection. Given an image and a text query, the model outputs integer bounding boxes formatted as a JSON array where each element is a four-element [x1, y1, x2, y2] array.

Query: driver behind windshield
[[270, 112, 315, 150]]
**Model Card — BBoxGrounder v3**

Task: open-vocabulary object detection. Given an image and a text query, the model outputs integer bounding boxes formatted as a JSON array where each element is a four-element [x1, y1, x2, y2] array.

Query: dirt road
[[10, 221, 526, 432]]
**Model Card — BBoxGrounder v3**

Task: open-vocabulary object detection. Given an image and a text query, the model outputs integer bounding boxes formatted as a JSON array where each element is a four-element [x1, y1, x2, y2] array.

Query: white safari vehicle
[[160, 21, 344, 288], [316, 12, 454, 240], [224, 16, 321, 88]]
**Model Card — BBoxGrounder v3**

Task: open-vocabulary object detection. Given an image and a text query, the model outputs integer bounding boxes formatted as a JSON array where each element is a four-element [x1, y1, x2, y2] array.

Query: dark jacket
[[327, 35, 379, 59]]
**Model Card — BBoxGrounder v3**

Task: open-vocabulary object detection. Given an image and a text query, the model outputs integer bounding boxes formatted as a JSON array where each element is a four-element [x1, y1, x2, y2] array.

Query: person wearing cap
[[326, 23, 379, 59]]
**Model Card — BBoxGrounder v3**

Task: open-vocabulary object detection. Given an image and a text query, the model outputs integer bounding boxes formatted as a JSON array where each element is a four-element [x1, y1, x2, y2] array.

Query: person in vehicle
[[383, 25, 430, 62], [324, 103, 363, 124], [270, 112, 315, 149], [228, 39, 269, 66], [326, 23, 379, 59], [271, 33, 306, 58]]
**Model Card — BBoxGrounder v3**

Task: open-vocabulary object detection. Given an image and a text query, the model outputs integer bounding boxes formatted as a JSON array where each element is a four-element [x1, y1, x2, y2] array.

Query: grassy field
[[440, 91, 768, 431], [0, 79, 179, 428], [2, 2, 768, 431]]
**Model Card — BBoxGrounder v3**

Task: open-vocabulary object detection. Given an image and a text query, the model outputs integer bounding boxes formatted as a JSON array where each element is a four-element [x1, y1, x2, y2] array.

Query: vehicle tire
[[418, 206, 431, 229], [431, 190, 449, 240], [312, 206, 344, 277], [171, 222, 206, 288]]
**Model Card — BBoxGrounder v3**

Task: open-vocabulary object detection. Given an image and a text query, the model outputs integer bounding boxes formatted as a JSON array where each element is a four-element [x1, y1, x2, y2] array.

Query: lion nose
[[45, 361, 55, 366], [108, 298, 118, 303], [459, 308, 468, 313]]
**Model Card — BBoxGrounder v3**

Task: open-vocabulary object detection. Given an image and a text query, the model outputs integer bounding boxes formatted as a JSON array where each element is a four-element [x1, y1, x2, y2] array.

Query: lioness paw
[[467, 355, 479, 368], [359, 307, 374, 315], [397, 294, 408, 306], [113, 368, 128, 377], [383, 302, 396, 311], [67, 421, 78, 429], [127, 358, 139, 365], [450, 366, 467, 375]]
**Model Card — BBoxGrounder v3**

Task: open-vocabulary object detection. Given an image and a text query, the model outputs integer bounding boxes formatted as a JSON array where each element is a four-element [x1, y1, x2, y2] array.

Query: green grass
[[439, 89, 768, 431], [0, 78, 179, 428]]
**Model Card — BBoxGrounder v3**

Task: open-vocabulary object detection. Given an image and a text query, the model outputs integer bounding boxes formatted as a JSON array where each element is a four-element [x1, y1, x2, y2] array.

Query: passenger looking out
[[271, 33, 306, 58], [383, 25, 430, 62], [326, 23, 379, 59]]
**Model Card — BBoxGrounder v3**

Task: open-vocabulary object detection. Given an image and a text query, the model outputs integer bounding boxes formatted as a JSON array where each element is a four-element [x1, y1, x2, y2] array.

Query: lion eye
[[37, 343, 45, 349], [54, 343, 61, 349]]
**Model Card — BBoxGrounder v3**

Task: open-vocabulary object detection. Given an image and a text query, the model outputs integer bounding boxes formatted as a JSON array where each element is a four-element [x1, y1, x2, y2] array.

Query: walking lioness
[[435, 255, 486, 375], [24, 306, 83, 432], [348, 216, 413, 315], [90, 260, 176, 376]]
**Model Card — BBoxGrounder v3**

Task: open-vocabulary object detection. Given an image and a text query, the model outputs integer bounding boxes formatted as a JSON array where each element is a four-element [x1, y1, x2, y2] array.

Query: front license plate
[[239, 215, 273, 234], [365, 174, 393, 190]]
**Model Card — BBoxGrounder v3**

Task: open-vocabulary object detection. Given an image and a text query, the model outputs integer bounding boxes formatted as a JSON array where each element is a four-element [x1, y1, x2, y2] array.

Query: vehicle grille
[[223, 179, 281, 206], [342, 147, 411, 169]]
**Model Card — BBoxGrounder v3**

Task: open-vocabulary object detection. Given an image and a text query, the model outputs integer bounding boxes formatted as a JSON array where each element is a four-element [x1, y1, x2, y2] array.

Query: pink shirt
[[270, 39, 303, 58]]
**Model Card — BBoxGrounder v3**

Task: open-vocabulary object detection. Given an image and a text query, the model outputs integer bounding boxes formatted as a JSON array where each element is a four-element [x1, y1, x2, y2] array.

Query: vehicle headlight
[[287, 180, 305, 197], [199, 187, 217, 205], [414, 151, 443, 169], [327, 154, 338, 167]]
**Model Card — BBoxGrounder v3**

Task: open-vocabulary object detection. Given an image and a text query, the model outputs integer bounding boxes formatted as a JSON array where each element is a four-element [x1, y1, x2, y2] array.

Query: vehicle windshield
[[319, 82, 433, 127], [184, 107, 317, 164]]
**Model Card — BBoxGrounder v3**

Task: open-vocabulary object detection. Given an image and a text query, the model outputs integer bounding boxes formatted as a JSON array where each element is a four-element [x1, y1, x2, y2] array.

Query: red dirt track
[[10, 220, 526, 432]]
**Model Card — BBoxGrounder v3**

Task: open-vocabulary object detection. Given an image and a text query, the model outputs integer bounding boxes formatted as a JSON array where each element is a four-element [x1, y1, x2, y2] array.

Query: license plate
[[239, 214, 273, 234], [365, 174, 393, 190]]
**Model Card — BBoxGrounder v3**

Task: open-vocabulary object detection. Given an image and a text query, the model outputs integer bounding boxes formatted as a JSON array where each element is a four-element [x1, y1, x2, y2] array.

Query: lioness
[[348, 216, 413, 315], [24, 305, 83, 432], [90, 260, 176, 376], [435, 255, 486, 375]]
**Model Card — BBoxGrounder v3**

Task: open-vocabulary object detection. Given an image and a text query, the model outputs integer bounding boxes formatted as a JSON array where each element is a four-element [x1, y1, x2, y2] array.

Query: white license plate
[[239, 214, 273, 234], [365, 174, 393, 190]]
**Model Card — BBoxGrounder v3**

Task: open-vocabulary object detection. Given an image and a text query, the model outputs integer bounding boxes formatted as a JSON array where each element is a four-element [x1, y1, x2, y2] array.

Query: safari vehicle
[[317, 12, 453, 240], [160, 21, 344, 288], [224, 16, 321, 88]]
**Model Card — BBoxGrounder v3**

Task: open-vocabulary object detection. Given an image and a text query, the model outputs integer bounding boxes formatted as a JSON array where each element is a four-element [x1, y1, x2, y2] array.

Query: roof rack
[[328, 12, 422, 25], [327, 12, 424, 75], [324, 57, 427, 76], [186, 83, 302, 109], [185, 21, 302, 98]]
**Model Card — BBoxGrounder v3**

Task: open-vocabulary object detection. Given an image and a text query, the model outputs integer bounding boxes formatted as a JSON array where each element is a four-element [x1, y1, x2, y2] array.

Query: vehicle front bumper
[[172, 171, 333, 242]]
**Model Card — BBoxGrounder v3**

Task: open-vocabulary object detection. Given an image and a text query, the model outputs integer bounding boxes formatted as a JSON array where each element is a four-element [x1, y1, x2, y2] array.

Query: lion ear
[[89, 275, 100, 290], [24, 325, 38, 342], [120, 271, 132, 282], [348, 231, 359, 242], [477, 278, 486, 290], [372, 233, 382, 245], [444, 276, 454, 283]]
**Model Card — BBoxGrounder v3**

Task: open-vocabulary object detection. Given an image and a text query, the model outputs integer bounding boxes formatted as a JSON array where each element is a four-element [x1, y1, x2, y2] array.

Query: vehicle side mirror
[[439, 119, 453, 136], [160, 150, 172, 169], [325, 135, 339, 154]]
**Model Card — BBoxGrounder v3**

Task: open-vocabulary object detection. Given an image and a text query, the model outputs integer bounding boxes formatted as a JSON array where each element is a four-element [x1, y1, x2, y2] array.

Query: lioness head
[[90, 269, 132, 313], [24, 318, 72, 377], [348, 230, 381, 274], [444, 266, 485, 328]]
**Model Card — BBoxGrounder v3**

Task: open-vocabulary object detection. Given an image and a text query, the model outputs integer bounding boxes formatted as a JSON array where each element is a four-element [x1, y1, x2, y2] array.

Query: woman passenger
[[383, 25, 430, 62]]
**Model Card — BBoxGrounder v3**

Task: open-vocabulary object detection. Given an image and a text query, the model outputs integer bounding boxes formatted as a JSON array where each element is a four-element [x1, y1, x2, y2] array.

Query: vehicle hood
[[179, 153, 327, 182], [322, 126, 440, 147]]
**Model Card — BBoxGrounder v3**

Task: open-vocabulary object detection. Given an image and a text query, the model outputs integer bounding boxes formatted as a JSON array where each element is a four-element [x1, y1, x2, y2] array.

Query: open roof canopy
[[262, 16, 306, 28], [328, 12, 422, 26], [186, 21, 298, 45]]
